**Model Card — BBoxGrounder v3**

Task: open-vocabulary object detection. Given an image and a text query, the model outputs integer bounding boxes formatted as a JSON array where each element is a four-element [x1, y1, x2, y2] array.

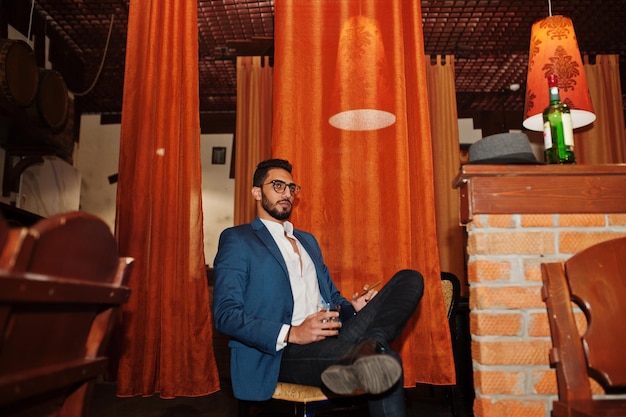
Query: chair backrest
[[0, 211, 133, 417], [0, 214, 28, 269], [10, 211, 121, 282], [541, 236, 626, 403], [441, 271, 461, 321]]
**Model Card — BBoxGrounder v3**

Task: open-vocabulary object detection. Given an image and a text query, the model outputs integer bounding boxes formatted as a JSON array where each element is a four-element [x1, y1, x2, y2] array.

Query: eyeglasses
[[262, 180, 301, 196]]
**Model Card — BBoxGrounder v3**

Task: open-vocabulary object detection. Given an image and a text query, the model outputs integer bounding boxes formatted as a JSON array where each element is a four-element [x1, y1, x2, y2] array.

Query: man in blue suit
[[213, 159, 424, 417]]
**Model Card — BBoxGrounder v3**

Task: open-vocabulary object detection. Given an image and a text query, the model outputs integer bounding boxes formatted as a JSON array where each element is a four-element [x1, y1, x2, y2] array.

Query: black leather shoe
[[321, 339, 402, 395]]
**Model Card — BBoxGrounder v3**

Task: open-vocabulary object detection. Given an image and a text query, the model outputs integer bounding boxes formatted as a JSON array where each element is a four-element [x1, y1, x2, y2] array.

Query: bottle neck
[[549, 85, 561, 103]]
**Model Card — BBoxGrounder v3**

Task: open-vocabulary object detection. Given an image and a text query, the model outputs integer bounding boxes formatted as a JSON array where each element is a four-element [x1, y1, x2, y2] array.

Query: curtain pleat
[[425, 55, 466, 291], [234, 56, 273, 225], [273, 0, 455, 386], [114, 0, 220, 397], [575, 55, 626, 164]]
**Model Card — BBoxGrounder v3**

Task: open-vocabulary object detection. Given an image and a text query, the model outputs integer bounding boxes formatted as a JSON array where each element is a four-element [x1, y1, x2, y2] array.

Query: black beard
[[261, 193, 292, 221]]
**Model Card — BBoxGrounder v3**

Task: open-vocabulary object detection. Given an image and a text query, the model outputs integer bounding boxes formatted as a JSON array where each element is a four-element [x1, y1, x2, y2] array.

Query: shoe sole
[[321, 355, 402, 395]]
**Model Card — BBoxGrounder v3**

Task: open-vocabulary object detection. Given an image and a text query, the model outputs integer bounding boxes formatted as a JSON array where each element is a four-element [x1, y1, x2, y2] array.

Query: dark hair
[[253, 159, 293, 187]]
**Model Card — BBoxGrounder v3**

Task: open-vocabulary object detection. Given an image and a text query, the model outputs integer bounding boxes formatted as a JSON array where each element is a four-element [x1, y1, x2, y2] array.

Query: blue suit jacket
[[212, 217, 354, 400]]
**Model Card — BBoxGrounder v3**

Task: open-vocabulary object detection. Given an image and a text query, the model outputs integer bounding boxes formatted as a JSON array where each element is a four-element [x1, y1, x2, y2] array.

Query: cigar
[[360, 280, 382, 297]]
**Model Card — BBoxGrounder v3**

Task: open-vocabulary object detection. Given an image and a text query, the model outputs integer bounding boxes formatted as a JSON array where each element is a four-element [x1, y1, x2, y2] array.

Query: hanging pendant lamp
[[522, 14, 595, 131], [328, 15, 395, 131]]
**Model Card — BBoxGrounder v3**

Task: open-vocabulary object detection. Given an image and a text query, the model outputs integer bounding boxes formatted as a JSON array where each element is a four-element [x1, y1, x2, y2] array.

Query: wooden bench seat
[[0, 212, 133, 417]]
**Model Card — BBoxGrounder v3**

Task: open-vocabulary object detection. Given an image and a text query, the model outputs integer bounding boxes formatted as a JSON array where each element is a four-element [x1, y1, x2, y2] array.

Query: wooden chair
[[0, 215, 30, 270], [541, 236, 626, 417], [437, 272, 461, 416], [414, 272, 461, 416], [0, 212, 133, 417], [238, 272, 460, 417], [441, 272, 460, 324], [6, 211, 123, 281]]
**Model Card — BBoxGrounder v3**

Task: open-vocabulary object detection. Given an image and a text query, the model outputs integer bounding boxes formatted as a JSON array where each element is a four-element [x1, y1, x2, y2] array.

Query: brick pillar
[[453, 165, 626, 417], [466, 213, 626, 417]]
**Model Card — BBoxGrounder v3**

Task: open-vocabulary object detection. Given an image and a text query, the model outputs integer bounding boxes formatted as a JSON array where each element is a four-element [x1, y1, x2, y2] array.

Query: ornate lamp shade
[[522, 15, 595, 131], [328, 15, 396, 131]]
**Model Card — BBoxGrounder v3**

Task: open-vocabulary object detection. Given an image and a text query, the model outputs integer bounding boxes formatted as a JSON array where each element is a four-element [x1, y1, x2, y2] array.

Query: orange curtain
[[575, 55, 626, 164], [425, 55, 466, 292], [114, 0, 220, 397], [273, 0, 455, 386], [234, 56, 273, 225]]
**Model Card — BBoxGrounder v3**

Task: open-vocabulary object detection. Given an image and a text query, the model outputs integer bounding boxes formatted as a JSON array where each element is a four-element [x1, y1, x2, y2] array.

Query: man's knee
[[392, 269, 424, 297]]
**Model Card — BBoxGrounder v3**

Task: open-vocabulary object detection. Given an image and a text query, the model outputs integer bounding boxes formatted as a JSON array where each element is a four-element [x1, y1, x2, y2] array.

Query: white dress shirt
[[261, 219, 321, 350]]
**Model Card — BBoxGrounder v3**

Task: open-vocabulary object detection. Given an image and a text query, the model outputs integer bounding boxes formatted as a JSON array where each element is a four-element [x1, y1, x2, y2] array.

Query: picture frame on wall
[[212, 147, 226, 165]]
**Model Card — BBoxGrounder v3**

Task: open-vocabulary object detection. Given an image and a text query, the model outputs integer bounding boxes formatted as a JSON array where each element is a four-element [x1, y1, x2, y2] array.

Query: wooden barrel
[[33, 68, 69, 132], [0, 39, 39, 107]]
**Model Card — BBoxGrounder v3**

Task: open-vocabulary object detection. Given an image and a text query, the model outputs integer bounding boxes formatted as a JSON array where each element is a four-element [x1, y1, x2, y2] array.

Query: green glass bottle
[[543, 74, 576, 164]]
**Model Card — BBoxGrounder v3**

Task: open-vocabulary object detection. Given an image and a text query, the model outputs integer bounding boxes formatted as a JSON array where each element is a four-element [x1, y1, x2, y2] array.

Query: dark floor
[[89, 298, 476, 416], [90, 380, 473, 417]]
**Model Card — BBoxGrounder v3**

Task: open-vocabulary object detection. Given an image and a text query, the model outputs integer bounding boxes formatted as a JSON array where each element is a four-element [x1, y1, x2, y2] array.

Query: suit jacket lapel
[[252, 219, 330, 301], [252, 217, 289, 278]]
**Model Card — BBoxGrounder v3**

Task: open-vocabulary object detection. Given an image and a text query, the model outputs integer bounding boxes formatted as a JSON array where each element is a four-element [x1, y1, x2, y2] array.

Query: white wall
[[75, 116, 120, 230], [458, 118, 483, 144], [75, 115, 235, 266], [199, 134, 235, 265]]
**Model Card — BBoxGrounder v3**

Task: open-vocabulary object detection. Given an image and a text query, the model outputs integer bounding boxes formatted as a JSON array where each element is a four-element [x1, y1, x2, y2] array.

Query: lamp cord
[[547, 0, 552, 16], [73, 14, 115, 97], [27, 0, 35, 42], [25, 1, 114, 98]]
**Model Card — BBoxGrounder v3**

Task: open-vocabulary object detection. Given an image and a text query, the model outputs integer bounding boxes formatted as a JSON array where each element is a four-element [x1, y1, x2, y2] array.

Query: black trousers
[[278, 269, 424, 417]]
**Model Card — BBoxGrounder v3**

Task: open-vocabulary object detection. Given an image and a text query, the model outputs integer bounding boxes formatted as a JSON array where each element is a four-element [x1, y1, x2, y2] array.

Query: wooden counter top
[[452, 164, 626, 224]]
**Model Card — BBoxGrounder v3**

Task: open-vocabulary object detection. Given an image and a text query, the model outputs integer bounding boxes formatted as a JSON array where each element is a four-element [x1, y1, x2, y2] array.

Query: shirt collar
[[260, 218, 294, 238], [283, 221, 295, 237]]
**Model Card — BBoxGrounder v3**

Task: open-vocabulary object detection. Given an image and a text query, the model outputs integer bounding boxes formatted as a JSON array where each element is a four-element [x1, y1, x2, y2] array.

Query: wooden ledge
[[452, 164, 626, 224]]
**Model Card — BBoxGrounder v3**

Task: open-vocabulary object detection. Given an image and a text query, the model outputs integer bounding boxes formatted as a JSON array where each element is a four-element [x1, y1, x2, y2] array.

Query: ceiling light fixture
[[328, 14, 395, 131], [522, 1, 595, 131]]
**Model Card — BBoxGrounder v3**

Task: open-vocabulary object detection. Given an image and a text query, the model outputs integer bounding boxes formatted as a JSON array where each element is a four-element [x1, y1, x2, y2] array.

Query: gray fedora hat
[[467, 132, 543, 165]]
